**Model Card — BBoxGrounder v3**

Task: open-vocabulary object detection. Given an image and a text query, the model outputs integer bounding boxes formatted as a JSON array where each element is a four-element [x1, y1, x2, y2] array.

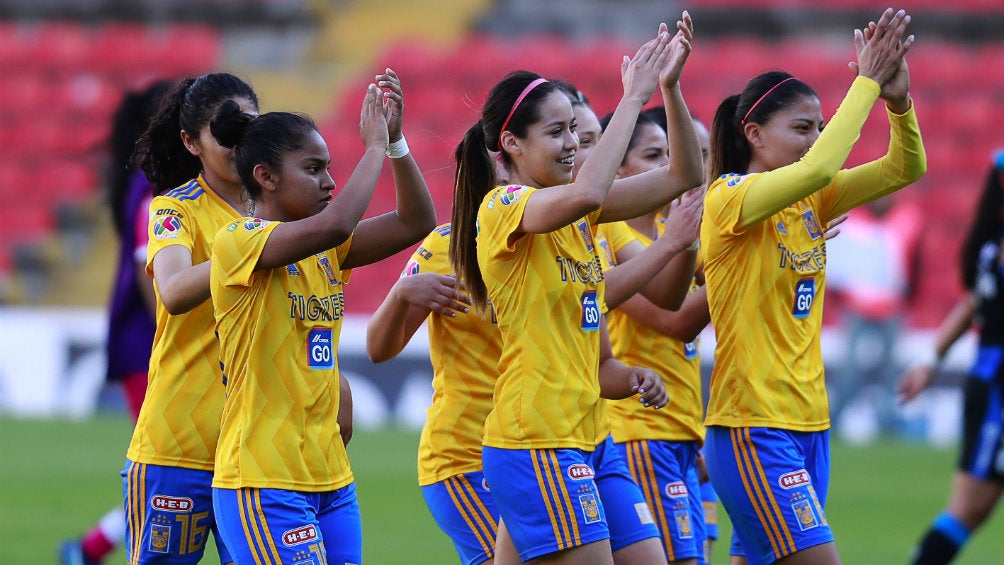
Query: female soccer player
[[898, 150, 1004, 565], [598, 108, 709, 565], [700, 9, 925, 565], [449, 16, 703, 564], [124, 72, 260, 565], [208, 69, 435, 565]]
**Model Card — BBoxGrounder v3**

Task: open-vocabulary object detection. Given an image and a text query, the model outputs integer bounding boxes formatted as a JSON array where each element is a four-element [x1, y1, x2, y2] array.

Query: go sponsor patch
[[153, 215, 182, 240], [580, 290, 600, 331], [792, 277, 815, 318], [307, 327, 334, 369]]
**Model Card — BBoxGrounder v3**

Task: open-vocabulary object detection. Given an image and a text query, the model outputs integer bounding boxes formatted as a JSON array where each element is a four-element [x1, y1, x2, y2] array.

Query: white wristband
[[386, 136, 410, 159]]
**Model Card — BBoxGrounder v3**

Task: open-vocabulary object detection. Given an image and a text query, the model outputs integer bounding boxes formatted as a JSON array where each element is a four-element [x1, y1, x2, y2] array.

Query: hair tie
[[497, 78, 548, 151], [740, 77, 797, 128]]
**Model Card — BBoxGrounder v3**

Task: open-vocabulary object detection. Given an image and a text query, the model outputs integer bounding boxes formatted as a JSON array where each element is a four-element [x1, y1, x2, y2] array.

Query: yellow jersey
[[211, 218, 354, 491], [606, 222, 704, 443], [477, 185, 606, 450], [702, 76, 926, 430], [127, 175, 242, 470], [409, 224, 502, 485]]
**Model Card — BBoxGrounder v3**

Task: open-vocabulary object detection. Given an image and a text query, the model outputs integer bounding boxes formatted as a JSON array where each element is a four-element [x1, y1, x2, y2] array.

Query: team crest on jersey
[[792, 277, 816, 318], [674, 509, 694, 538], [580, 290, 600, 331], [149, 524, 171, 553], [576, 220, 594, 251], [578, 493, 602, 524], [402, 259, 420, 277], [287, 264, 301, 276], [282, 525, 319, 546], [801, 209, 822, 240], [307, 327, 334, 369], [499, 185, 527, 206], [317, 256, 339, 286], [153, 215, 182, 240], [244, 218, 267, 231]]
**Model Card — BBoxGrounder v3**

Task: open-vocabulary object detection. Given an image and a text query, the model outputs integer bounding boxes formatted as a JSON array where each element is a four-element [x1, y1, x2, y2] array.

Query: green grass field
[[3, 415, 1002, 565]]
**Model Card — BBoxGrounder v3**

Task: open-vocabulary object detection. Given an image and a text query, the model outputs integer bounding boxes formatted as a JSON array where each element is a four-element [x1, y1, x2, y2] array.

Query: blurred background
[[0, 0, 1002, 563]]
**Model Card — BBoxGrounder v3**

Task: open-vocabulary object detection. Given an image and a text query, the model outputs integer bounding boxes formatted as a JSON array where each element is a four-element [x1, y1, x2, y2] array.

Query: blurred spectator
[[826, 193, 923, 436], [59, 79, 173, 565]]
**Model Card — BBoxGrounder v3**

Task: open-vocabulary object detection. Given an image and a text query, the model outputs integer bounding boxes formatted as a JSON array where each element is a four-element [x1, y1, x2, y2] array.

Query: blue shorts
[[122, 460, 232, 565], [592, 436, 661, 551], [960, 348, 1004, 482], [704, 427, 832, 565], [213, 483, 361, 565], [482, 446, 609, 561], [421, 471, 498, 565], [617, 439, 705, 562]]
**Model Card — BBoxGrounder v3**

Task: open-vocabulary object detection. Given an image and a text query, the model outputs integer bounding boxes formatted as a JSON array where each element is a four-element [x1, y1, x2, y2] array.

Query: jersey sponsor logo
[[675, 509, 694, 538], [282, 524, 319, 546], [151, 495, 194, 512], [580, 290, 600, 331], [317, 256, 339, 286], [499, 185, 527, 206], [725, 174, 748, 188], [244, 218, 267, 231], [154, 208, 184, 218], [287, 264, 301, 276], [578, 493, 602, 524], [307, 327, 334, 369], [778, 469, 811, 489], [153, 216, 182, 240], [576, 220, 594, 252], [801, 209, 822, 240], [402, 259, 420, 277], [683, 340, 698, 359], [567, 463, 595, 481], [149, 523, 171, 553], [665, 481, 688, 498], [792, 277, 816, 318]]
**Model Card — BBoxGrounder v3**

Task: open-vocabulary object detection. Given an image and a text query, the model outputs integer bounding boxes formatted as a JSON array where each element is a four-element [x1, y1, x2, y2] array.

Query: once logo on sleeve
[[792, 277, 816, 319], [580, 290, 600, 331], [307, 327, 334, 369], [499, 185, 527, 206], [153, 216, 182, 240]]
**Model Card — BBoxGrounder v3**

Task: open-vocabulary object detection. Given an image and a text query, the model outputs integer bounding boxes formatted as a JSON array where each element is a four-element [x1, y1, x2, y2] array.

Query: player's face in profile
[[510, 90, 578, 188], [274, 129, 335, 221], [618, 123, 669, 179], [191, 97, 259, 185], [753, 94, 823, 172], [571, 104, 601, 180]]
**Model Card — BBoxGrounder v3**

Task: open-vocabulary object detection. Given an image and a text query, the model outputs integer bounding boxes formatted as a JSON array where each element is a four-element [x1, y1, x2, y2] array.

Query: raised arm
[[599, 12, 704, 223], [516, 30, 673, 234], [345, 68, 437, 270]]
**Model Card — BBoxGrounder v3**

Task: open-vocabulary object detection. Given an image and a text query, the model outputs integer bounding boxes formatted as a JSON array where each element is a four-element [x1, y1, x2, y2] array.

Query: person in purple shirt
[[60, 79, 173, 565]]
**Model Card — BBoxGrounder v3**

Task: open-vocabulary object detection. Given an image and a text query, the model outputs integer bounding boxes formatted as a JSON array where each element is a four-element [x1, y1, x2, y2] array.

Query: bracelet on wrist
[[386, 136, 410, 159]]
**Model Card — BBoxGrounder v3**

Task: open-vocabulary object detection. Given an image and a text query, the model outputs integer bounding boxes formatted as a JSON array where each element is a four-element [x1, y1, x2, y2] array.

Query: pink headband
[[498, 78, 549, 151], [740, 77, 798, 128]]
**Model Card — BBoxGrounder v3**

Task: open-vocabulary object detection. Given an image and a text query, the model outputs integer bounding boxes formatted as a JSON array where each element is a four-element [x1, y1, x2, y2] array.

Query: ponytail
[[137, 78, 201, 194], [707, 94, 747, 184], [449, 122, 496, 313]]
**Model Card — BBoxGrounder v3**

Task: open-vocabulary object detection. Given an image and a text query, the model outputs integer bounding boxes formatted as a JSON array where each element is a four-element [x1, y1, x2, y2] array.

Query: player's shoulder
[[159, 178, 205, 203], [482, 184, 534, 212]]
